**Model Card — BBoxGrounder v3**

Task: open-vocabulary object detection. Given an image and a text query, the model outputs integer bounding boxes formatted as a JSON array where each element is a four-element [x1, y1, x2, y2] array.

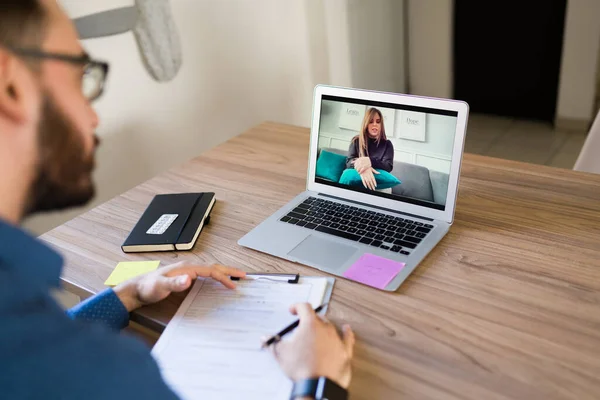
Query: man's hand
[[114, 262, 246, 312], [353, 156, 372, 174], [360, 167, 380, 191], [268, 303, 355, 389]]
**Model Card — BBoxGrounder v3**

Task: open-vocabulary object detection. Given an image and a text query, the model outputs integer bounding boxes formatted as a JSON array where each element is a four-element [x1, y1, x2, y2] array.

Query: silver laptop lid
[[307, 85, 469, 224]]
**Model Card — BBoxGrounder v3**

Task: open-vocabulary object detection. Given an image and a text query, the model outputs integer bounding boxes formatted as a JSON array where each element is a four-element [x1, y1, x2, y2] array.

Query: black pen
[[262, 304, 327, 349]]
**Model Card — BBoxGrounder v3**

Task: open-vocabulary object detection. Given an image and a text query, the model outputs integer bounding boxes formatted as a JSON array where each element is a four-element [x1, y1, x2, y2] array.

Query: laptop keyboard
[[279, 197, 434, 256]]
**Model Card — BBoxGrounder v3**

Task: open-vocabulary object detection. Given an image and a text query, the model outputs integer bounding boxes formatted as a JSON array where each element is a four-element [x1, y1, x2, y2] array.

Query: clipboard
[[231, 273, 335, 313], [152, 273, 336, 399]]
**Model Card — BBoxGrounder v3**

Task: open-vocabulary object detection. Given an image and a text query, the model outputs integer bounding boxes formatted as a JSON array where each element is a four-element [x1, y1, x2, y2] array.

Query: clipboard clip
[[231, 273, 300, 284]]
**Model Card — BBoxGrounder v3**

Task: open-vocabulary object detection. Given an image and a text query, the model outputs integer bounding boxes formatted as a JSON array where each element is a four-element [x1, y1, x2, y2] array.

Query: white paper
[[152, 277, 328, 400]]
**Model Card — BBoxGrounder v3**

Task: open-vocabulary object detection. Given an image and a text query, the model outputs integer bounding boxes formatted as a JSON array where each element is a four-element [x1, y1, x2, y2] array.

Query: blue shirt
[[0, 220, 179, 399]]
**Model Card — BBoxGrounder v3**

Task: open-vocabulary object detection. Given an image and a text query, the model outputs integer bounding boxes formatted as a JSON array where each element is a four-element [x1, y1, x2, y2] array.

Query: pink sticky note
[[343, 253, 405, 289]]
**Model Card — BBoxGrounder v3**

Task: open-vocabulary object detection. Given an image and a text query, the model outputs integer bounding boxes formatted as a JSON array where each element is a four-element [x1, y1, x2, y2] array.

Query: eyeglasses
[[6, 47, 109, 102]]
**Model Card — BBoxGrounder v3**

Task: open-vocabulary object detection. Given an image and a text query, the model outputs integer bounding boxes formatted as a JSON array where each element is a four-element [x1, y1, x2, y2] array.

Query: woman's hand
[[114, 262, 246, 312], [353, 157, 372, 174], [360, 168, 380, 191]]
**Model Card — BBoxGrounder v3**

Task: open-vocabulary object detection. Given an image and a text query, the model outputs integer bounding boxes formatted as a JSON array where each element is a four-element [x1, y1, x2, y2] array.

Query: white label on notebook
[[147, 214, 178, 235]]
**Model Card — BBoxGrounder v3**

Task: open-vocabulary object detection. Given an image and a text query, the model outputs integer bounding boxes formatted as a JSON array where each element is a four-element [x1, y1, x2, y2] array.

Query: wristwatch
[[291, 377, 348, 400]]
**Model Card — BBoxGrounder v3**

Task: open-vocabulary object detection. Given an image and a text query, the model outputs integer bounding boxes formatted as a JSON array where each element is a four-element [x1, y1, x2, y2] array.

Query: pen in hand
[[261, 304, 327, 349]]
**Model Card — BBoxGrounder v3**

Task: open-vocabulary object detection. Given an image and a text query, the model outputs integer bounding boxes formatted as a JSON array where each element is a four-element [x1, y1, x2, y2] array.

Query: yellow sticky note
[[104, 261, 160, 286]]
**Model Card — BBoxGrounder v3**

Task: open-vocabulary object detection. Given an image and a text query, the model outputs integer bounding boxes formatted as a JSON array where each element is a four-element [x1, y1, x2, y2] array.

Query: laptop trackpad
[[288, 235, 358, 270]]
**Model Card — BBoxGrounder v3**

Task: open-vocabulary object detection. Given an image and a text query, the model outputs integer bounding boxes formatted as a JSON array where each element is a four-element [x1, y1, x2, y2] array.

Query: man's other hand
[[114, 262, 246, 312], [268, 303, 355, 389]]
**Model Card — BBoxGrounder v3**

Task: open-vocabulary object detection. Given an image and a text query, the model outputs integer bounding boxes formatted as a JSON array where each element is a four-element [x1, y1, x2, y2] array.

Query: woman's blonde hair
[[354, 107, 387, 157]]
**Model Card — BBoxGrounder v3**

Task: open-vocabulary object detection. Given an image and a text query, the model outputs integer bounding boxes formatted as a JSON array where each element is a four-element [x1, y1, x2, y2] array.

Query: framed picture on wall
[[338, 103, 366, 131], [395, 110, 427, 142], [377, 107, 395, 136]]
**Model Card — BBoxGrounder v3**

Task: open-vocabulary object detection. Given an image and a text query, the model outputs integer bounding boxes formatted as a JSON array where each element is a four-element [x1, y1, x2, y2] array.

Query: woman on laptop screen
[[345, 107, 395, 192]]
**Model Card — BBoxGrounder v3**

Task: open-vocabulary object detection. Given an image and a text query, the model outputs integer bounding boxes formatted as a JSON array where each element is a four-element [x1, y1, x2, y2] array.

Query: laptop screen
[[314, 95, 459, 211]]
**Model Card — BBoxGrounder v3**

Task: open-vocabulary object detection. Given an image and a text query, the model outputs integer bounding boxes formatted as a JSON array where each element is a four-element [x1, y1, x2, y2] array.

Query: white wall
[[322, 0, 353, 88], [555, 0, 600, 124], [25, 0, 319, 234], [26, 1, 598, 233], [24, 0, 409, 235], [346, 0, 406, 93], [395, 114, 455, 173], [406, 0, 453, 98], [318, 100, 456, 174], [320, 0, 407, 92]]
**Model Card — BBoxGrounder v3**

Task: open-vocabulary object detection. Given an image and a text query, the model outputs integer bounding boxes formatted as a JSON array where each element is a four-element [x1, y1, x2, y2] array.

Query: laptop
[[239, 85, 469, 291]]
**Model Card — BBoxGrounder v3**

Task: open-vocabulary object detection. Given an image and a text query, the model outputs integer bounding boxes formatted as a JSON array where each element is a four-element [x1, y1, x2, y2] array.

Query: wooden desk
[[41, 122, 600, 399]]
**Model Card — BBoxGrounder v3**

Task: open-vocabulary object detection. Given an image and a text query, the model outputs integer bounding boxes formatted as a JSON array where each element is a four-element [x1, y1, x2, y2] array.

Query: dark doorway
[[454, 0, 567, 122]]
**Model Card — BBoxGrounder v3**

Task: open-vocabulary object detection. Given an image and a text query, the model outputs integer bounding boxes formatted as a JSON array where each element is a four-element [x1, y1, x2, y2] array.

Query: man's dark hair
[[0, 0, 47, 48]]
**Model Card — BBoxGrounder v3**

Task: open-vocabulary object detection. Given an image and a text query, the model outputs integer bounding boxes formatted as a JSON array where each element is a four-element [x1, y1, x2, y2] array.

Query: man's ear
[[0, 49, 34, 125]]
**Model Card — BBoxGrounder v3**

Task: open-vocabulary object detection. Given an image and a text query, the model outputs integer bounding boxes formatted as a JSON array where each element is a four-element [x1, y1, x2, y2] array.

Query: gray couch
[[320, 147, 449, 206]]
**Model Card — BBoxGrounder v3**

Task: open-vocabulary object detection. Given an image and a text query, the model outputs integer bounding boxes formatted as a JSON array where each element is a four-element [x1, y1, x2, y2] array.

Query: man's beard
[[25, 97, 99, 216]]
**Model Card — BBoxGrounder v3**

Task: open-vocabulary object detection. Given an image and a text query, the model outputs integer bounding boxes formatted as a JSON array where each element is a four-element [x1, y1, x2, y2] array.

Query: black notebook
[[122, 193, 215, 253]]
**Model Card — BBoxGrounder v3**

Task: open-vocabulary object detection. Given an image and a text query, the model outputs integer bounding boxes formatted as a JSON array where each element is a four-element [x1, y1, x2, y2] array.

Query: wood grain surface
[[40, 122, 600, 400]]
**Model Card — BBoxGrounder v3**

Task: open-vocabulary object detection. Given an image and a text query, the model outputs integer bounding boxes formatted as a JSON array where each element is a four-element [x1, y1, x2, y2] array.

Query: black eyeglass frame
[[5, 46, 110, 101]]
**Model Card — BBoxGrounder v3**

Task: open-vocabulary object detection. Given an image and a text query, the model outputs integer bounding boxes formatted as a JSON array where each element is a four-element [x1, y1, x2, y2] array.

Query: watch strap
[[291, 377, 348, 400]]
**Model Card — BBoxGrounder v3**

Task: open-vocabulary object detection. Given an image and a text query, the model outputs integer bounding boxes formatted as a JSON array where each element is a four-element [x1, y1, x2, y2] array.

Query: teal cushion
[[316, 150, 347, 182], [339, 168, 401, 190]]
